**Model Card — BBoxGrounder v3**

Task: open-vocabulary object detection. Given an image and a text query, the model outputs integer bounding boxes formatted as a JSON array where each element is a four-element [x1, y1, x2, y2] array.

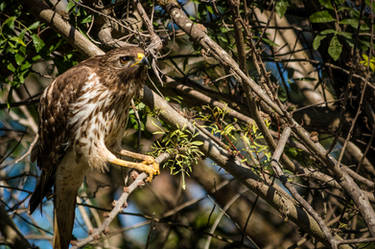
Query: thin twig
[[70, 153, 169, 249]]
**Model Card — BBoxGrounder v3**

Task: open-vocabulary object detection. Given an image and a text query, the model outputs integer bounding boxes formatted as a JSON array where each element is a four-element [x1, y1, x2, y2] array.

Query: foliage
[[0, 0, 91, 102], [0, 2, 43, 88], [310, 0, 371, 61], [151, 123, 204, 189], [360, 54, 375, 72], [275, 0, 290, 18]]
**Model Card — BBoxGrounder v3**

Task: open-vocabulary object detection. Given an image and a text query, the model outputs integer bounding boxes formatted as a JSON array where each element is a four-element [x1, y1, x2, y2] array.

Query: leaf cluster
[[151, 124, 204, 189], [0, 0, 83, 107], [309, 0, 372, 61]]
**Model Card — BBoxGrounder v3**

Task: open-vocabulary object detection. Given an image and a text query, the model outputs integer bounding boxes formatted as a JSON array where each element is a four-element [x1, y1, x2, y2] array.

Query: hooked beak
[[131, 52, 148, 67]]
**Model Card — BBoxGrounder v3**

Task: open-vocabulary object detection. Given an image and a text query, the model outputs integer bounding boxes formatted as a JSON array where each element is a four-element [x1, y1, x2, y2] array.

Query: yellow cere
[[131, 53, 145, 67], [137, 53, 145, 61]]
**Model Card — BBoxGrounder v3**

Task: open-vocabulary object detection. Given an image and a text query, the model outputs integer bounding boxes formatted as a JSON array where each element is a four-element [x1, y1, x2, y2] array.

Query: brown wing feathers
[[29, 66, 91, 213]]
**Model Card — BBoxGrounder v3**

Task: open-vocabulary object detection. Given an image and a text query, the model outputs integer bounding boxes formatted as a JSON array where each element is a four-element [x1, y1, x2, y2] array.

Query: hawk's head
[[100, 46, 146, 80]]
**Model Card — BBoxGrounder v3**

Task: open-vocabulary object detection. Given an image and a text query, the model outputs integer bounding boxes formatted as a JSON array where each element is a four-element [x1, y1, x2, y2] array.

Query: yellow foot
[[109, 156, 160, 182], [141, 156, 160, 182]]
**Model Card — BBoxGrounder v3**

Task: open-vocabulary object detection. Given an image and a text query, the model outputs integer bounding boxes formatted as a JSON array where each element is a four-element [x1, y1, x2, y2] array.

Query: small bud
[[138, 180, 145, 186], [130, 171, 139, 180], [123, 202, 128, 208]]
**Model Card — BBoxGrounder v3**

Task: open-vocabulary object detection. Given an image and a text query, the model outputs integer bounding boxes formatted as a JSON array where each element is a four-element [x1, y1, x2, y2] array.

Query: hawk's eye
[[120, 56, 132, 64]]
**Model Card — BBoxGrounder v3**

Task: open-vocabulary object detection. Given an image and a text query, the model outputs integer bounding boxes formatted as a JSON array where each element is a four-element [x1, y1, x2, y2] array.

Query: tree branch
[[0, 203, 33, 249], [71, 153, 169, 249]]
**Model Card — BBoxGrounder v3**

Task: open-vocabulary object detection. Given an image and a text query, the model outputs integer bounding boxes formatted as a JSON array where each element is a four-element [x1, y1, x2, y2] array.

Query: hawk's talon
[[142, 159, 160, 182], [141, 156, 160, 179]]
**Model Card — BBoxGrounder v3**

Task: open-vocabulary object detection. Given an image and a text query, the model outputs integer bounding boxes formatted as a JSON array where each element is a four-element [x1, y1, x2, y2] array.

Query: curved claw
[[141, 156, 160, 182]]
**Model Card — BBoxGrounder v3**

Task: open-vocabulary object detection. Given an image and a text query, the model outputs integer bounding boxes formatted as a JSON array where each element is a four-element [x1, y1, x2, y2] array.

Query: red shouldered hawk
[[29, 46, 159, 249]]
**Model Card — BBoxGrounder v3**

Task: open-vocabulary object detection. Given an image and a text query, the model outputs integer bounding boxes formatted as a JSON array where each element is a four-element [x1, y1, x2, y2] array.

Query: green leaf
[[313, 34, 327, 50], [0, 2, 5, 11], [309, 10, 335, 23], [340, 18, 359, 29], [28, 21, 40, 30], [3, 16, 16, 30], [276, 0, 289, 18], [344, 38, 354, 48], [328, 35, 342, 61], [319, 0, 334, 9], [7, 62, 16, 72], [190, 141, 204, 146], [206, 5, 214, 14], [340, 17, 369, 31], [81, 15, 92, 24], [337, 6, 351, 12], [15, 53, 25, 65], [32, 55, 42, 61], [31, 34, 45, 52], [66, 0, 76, 12], [360, 54, 375, 71], [9, 36, 26, 46], [20, 61, 31, 71], [262, 37, 278, 47], [336, 31, 352, 39], [320, 29, 336, 35]]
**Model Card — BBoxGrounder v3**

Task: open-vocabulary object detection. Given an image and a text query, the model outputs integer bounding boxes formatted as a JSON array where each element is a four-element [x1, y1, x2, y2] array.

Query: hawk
[[29, 46, 159, 249]]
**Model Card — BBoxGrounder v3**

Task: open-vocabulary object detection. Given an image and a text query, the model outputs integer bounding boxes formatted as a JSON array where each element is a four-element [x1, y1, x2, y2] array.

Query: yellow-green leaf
[[31, 34, 45, 52], [328, 35, 342, 61]]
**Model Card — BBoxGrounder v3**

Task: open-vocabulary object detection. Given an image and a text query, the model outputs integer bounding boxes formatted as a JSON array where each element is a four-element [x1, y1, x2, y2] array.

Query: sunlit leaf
[[7, 62, 16, 72], [31, 34, 45, 52], [9, 36, 26, 46], [81, 15, 92, 24], [15, 53, 24, 65], [28, 21, 40, 30], [206, 5, 214, 14], [309, 10, 335, 23], [276, 0, 289, 17], [3, 16, 16, 30], [190, 141, 203, 146], [66, 0, 76, 12]]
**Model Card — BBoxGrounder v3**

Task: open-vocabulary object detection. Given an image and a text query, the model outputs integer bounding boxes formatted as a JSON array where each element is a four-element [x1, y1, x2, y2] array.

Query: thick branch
[[0, 203, 33, 249], [26, 0, 104, 57]]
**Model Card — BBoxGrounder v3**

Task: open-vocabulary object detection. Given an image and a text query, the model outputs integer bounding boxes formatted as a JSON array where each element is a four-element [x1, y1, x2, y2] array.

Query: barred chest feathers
[[68, 71, 140, 171]]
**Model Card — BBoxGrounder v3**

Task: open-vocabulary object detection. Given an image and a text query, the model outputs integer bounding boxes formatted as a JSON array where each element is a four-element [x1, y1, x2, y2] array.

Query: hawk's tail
[[29, 179, 44, 214], [29, 171, 53, 214], [53, 185, 78, 249]]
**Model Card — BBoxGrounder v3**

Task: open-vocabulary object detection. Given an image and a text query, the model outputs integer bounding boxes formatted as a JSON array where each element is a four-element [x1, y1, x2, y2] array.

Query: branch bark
[[0, 203, 33, 249]]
